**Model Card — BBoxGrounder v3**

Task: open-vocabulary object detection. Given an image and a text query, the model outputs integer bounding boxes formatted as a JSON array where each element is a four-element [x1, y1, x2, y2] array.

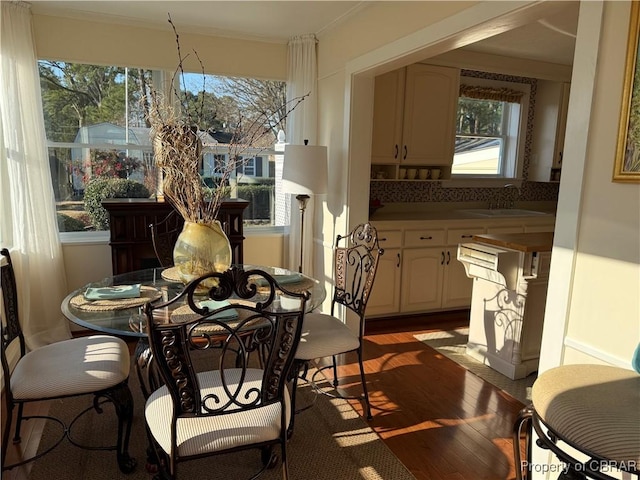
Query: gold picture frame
[[614, 1, 640, 183]]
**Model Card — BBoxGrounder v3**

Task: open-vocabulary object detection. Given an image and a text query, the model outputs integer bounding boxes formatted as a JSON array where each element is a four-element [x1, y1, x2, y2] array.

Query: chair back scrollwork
[[144, 266, 309, 418], [331, 223, 384, 319]]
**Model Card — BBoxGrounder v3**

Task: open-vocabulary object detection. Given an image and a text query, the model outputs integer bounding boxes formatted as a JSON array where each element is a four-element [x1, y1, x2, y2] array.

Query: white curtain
[[286, 34, 319, 275], [1, 1, 71, 349]]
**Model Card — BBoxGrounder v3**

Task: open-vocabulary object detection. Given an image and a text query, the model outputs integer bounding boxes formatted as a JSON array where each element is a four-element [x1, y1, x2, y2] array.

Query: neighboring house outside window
[[39, 60, 287, 235]]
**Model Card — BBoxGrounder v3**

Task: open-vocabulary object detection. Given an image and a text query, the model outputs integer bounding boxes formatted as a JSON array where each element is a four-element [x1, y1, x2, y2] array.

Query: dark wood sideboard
[[102, 198, 249, 275]]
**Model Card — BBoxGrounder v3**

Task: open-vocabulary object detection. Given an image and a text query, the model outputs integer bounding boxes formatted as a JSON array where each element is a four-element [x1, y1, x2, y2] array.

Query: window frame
[[450, 76, 530, 181], [39, 60, 287, 241]]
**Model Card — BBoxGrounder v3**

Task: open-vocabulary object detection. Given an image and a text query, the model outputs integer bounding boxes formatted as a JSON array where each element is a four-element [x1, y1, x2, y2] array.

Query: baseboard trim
[[564, 336, 632, 369]]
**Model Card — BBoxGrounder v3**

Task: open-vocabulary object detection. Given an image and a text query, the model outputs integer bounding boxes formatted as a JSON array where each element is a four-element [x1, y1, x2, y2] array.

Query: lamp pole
[[295, 194, 310, 273]]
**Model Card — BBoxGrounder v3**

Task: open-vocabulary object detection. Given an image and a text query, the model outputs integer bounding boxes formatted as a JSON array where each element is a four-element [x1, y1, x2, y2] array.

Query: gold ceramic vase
[[173, 220, 232, 285]]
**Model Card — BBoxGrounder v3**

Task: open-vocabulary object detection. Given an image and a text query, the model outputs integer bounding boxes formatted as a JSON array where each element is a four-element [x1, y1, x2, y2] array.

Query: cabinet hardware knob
[[440, 251, 445, 265], [394, 145, 398, 159], [396, 253, 401, 268], [420, 236, 433, 240], [461, 234, 473, 238], [403, 145, 407, 160], [446, 251, 451, 265], [380, 237, 387, 242]]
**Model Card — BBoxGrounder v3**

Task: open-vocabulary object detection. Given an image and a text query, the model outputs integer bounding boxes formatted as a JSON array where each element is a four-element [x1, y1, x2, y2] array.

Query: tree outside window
[[39, 61, 288, 232]]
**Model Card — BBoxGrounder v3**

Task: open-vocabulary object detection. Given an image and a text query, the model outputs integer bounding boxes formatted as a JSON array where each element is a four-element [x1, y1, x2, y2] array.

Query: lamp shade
[[282, 144, 327, 195]]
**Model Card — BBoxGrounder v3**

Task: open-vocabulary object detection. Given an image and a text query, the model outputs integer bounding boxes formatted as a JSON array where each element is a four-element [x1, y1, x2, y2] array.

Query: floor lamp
[[282, 141, 328, 273]]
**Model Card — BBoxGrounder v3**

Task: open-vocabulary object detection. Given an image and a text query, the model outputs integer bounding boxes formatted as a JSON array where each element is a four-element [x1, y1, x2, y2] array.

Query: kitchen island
[[457, 232, 553, 380]]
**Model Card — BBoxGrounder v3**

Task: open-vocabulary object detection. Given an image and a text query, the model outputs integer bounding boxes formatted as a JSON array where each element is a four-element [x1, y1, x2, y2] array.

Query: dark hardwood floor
[[334, 310, 525, 480], [3, 310, 526, 480]]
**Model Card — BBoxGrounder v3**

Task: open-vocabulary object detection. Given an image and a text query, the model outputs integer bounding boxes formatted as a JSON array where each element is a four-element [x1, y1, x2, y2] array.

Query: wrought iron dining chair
[[512, 345, 640, 480], [290, 223, 383, 426], [0, 248, 135, 473], [143, 266, 309, 480]]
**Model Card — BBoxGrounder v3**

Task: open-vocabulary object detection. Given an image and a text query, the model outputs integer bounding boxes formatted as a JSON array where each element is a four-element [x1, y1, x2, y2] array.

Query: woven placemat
[[170, 303, 268, 333], [69, 286, 163, 311], [160, 266, 182, 283]]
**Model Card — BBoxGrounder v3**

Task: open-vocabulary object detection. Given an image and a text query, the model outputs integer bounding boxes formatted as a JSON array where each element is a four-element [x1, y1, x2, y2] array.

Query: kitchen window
[[452, 77, 529, 179]]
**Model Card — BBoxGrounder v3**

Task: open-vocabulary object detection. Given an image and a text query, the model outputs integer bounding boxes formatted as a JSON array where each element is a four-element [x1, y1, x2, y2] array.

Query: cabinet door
[[371, 69, 405, 164], [400, 247, 443, 312], [367, 248, 402, 316], [442, 248, 473, 309], [529, 80, 570, 182], [401, 64, 459, 166]]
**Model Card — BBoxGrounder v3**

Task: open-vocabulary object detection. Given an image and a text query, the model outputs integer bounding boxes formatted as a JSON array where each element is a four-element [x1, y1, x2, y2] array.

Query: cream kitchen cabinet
[[401, 247, 443, 312], [367, 230, 402, 316], [399, 228, 447, 312], [440, 227, 487, 309], [368, 216, 554, 318], [370, 63, 460, 174], [371, 69, 405, 165], [401, 64, 459, 166], [529, 80, 570, 183], [400, 244, 479, 313], [399, 226, 484, 314]]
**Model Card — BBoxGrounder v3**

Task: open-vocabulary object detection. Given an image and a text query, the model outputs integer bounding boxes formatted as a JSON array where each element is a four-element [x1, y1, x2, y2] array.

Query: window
[[39, 61, 288, 234], [452, 77, 529, 178], [241, 158, 256, 176]]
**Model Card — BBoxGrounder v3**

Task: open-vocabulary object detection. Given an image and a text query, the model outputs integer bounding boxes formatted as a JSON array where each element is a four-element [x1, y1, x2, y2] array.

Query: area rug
[[414, 327, 535, 405], [28, 362, 416, 480]]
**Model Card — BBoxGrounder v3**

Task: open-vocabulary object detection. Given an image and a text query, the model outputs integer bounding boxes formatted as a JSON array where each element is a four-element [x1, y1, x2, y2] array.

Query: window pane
[[453, 96, 506, 175], [40, 61, 288, 233], [40, 61, 153, 232], [456, 98, 504, 135], [452, 137, 502, 175]]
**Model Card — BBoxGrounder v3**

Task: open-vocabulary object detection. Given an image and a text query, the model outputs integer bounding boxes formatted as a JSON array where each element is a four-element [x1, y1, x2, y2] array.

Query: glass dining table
[[61, 264, 326, 398], [62, 264, 326, 337]]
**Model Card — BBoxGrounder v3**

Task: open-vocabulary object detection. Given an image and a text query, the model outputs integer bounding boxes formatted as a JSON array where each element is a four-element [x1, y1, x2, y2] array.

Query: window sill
[[59, 231, 110, 245], [59, 226, 285, 245], [244, 225, 285, 236]]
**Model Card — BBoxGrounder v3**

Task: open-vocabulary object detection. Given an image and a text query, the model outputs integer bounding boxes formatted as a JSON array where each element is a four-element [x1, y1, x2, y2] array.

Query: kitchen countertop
[[368, 202, 557, 222], [471, 232, 554, 252]]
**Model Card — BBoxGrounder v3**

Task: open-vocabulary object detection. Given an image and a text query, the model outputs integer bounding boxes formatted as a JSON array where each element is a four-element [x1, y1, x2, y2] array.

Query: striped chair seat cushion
[[145, 368, 291, 458], [11, 334, 130, 400], [532, 364, 640, 464], [295, 313, 360, 361]]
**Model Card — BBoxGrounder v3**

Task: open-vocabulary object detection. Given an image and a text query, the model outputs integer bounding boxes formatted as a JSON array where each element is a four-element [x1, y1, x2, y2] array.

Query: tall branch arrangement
[[148, 15, 307, 223]]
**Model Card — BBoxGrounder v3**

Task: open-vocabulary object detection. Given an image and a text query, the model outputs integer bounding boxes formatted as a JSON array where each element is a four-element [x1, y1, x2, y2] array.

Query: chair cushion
[[532, 364, 640, 464], [11, 334, 130, 400], [295, 313, 360, 361], [145, 368, 291, 458]]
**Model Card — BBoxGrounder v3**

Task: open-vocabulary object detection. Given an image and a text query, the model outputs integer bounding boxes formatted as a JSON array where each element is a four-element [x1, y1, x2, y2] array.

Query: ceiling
[[30, 1, 579, 65], [30, 1, 366, 42]]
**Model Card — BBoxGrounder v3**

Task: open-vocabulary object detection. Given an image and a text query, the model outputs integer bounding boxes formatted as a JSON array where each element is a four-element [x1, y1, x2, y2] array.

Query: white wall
[[550, 1, 640, 369], [33, 14, 286, 79]]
